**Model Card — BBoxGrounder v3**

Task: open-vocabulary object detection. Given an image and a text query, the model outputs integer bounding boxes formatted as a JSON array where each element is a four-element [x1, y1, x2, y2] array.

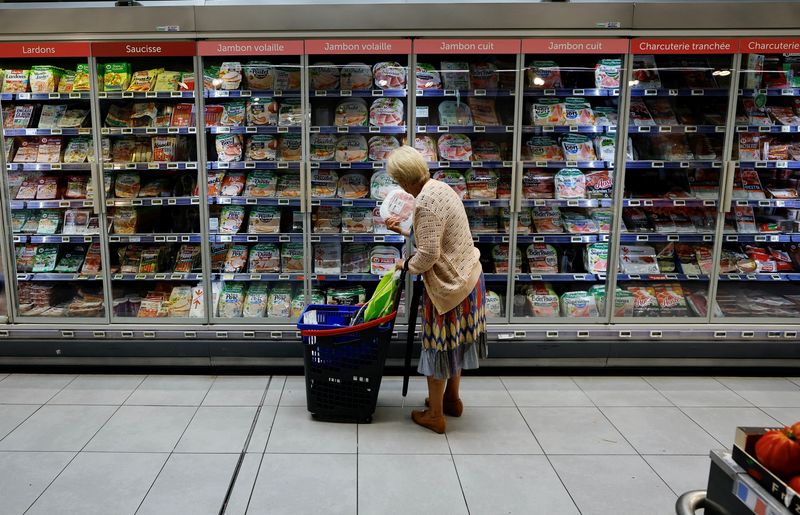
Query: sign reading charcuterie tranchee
[[91, 41, 196, 57], [632, 38, 739, 54], [0, 42, 90, 58], [305, 39, 411, 55], [523, 39, 629, 55], [198, 40, 304, 56], [415, 39, 521, 55]]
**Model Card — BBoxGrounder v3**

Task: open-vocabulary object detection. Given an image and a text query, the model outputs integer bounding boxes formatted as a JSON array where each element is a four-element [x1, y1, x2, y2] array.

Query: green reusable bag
[[363, 270, 400, 322]]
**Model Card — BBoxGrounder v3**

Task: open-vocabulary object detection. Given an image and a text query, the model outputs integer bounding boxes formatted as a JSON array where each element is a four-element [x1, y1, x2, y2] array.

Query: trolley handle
[[301, 311, 397, 338]]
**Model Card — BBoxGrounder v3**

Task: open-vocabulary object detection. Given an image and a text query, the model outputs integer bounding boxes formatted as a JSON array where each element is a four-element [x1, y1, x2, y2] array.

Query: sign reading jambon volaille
[[0, 42, 90, 58], [198, 40, 304, 56], [305, 39, 411, 55], [91, 41, 196, 57]]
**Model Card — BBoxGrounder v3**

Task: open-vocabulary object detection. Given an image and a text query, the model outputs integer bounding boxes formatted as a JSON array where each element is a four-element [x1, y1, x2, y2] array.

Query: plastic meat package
[[416, 63, 442, 90], [314, 243, 342, 274], [437, 134, 472, 161], [432, 170, 467, 199], [527, 61, 562, 89], [340, 63, 373, 90], [369, 98, 404, 127], [309, 62, 340, 90], [310, 133, 337, 161], [373, 62, 406, 89], [618, 245, 660, 274], [335, 135, 368, 162], [370, 245, 400, 276], [414, 135, 438, 162], [368, 135, 400, 162], [465, 169, 498, 199], [438, 101, 473, 126], [526, 243, 558, 273], [554, 168, 586, 199], [561, 291, 599, 318]]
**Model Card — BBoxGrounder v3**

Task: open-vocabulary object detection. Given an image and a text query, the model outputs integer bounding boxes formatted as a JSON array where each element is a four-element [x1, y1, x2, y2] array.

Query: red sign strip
[[197, 40, 304, 56], [632, 38, 739, 55], [415, 39, 521, 55], [0, 42, 90, 58], [92, 41, 197, 58], [305, 39, 411, 55], [523, 39, 629, 55], [741, 38, 800, 54]]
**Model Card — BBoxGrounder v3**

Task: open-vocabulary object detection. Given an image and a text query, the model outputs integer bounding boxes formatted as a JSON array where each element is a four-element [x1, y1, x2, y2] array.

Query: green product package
[[363, 270, 401, 322]]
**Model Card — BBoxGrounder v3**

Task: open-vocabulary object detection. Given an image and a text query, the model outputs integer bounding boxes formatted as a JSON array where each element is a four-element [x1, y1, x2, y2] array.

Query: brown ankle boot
[[425, 398, 464, 417], [411, 409, 446, 434]]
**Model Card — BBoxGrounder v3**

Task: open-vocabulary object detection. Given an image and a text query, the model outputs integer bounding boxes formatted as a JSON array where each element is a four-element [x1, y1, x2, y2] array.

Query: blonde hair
[[387, 146, 429, 187]]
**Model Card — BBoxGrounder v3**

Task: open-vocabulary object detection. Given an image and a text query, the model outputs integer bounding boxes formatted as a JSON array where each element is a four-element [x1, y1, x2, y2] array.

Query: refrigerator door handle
[[91, 162, 103, 215], [722, 161, 737, 213]]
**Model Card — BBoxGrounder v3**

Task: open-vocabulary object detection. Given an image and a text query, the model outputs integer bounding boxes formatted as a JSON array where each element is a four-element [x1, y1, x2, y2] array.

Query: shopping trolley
[[297, 271, 406, 423]]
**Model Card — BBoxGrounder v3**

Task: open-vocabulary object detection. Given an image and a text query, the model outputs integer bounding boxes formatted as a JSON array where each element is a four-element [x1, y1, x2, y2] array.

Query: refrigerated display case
[[0, 42, 107, 322], [305, 39, 411, 322], [515, 38, 628, 324], [198, 40, 307, 324], [0, 2, 798, 365]]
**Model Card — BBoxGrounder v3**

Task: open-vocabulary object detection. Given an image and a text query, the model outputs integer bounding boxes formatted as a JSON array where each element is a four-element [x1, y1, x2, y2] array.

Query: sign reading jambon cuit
[[632, 38, 739, 54], [414, 39, 521, 55], [91, 41, 197, 57], [523, 39, 629, 54], [305, 39, 411, 55], [0, 42, 90, 58], [197, 40, 304, 56]]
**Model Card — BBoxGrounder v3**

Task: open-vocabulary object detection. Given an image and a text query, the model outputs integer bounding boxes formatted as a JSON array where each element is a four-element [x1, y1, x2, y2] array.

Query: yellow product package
[[2, 69, 30, 94], [29, 66, 61, 93], [58, 70, 76, 93], [104, 62, 131, 92], [127, 68, 162, 92], [153, 70, 181, 92]]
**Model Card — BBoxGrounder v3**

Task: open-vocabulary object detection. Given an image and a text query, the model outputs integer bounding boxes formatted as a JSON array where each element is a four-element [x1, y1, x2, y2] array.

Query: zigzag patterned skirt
[[418, 274, 488, 380]]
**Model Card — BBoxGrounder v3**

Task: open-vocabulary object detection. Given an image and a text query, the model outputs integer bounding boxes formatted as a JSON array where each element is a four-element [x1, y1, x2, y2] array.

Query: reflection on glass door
[[614, 38, 738, 321], [0, 41, 106, 321], [200, 40, 306, 323], [414, 38, 520, 322], [305, 39, 411, 320], [514, 38, 627, 322], [92, 41, 204, 322], [715, 38, 800, 320]]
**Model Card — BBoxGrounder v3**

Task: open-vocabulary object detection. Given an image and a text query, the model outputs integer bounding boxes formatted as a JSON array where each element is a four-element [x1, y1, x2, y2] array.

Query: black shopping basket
[[297, 272, 405, 423]]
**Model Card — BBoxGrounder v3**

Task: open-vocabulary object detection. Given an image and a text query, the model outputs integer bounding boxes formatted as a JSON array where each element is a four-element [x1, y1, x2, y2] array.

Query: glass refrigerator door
[[515, 39, 627, 323], [305, 39, 411, 317], [613, 39, 738, 322], [714, 38, 800, 321], [414, 39, 520, 322], [92, 42, 205, 322], [0, 42, 107, 321], [200, 40, 306, 324]]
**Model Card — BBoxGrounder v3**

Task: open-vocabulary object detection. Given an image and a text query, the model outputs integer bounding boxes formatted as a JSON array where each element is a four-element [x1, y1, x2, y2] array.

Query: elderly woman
[[385, 146, 487, 434]]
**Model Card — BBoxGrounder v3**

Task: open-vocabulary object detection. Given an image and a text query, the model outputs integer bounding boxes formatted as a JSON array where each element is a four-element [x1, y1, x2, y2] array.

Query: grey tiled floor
[[0, 373, 799, 515]]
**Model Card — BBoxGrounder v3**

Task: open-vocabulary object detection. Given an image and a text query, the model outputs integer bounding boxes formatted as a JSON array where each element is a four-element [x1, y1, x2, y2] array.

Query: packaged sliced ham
[[369, 171, 399, 200], [216, 134, 243, 162], [247, 206, 281, 234], [465, 169, 498, 200], [471, 139, 502, 161], [585, 170, 613, 198], [370, 245, 400, 276], [342, 244, 370, 273], [563, 100, 595, 126], [368, 135, 400, 162], [337, 172, 369, 199], [468, 207, 498, 234], [492, 244, 521, 274], [438, 101, 473, 126], [248, 243, 280, 273], [485, 290, 504, 318], [309, 62, 340, 90], [414, 135, 438, 161], [523, 283, 560, 317], [532, 206, 563, 234], [335, 98, 369, 127], [527, 61, 562, 89], [469, 62, 498, 90], [244, 171, 278, 197], [523, 170, 555, 199], [629, 99, 656, 127], [223, 245, 249, 273], [282, 243, 304, 272], [310, 133, 337, 161], [335, 135, 368, 162], [314, 243, 342, 274], [560, 291, 599, 318], [595, 59, 621, 89], [440, 61, 470, 90], [531, 98, 564, 126], [310, 169, 338, 198], [593, 136, 616, 162], [220, 171, 246, 196], [433, 170, 467, 199], [373, 62, 406, 89], [554, 168, 586, 199], [277, 174, 302, 197], [245, 135, 277, 161], [313, 206, 342, 233], [584, 243, 608, 274], [342, 207, 374, 234], [437, 134, 472, 161], [416, 63, 442, 89], [379, 188, 415, 234], [527, 243, 558, 273], [561, 135, 596, 161], [468, 98, 500, 126], [246, 98, 278, 126], [618, 245, 659, 274], [219, 205, 246, 234], [369, 98, 404, 127], [340, 63, 372, 90], [522, 137, 563, 161], [561, 210, 598, 234]]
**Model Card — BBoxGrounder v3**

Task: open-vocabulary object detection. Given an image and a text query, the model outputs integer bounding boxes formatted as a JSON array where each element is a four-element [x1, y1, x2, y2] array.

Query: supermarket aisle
[[0, 374, 798, 515]]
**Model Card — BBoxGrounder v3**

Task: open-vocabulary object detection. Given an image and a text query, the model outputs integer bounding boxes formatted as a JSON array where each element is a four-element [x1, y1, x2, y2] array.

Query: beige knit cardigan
[[407, 179, 482, 314]]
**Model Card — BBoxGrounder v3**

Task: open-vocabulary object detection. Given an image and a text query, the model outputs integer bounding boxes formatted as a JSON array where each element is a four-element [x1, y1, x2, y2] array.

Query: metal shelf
[[417, 125, 514, 134], [630, 125, 725, 134], [523, 125, 612, 135], [208, 161, 299, 170], [626, 160, 723, 169], [462, 199, 510, 208], [17, 273, 103, 281], [472, 234, 510, 243], [13, 234, 99, 243], [518, 234, 604, 243], [722, 233, 793, 243], [310, 273, 382, 281], [205, 89, 301, 98], [735, 125, 800, 134], [210, 234, 303, 243], [6, 163, 92, 171], [312, 89, 406, 97], [630, 88, 729, 97], [617, 274, 710, 281], [740, 88, 800, 97], [112, 272, 203, 281], [309, 126, 407, 134], [212, 273, 304, 281], [207, 126, 300, 135], [108, 234, 201, 243], [310, 198, 381, 208], [620, 233, 714, 243], [524, 88, 618, 97], [428, 160, 514, 169], [515, 273, 602, 282], [10, 199, 94, 209], [105, 197, 201, 207], [733, 199, 800, 208], [738, 161, 800, 170], [1, 92, 91, 101], [4, 128, 92, 137], [522, 160, 610, 169], [719, 273, 800, 282], [208, 196, 301, 207], [310, 234, 404, 243], [311, 161, 385, 170], [418, 88, 515, 97], [521, 198, 613, 208], [101, 127, 196, 135], [98, 91, 194, 99], [103, 162, 198, 171], [623, 198, 717, 208]]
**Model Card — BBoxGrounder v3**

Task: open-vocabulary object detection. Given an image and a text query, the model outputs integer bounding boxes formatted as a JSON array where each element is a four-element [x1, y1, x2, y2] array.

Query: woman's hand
[[385, 217, 409, 237], [395, 259, 405, 271]]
